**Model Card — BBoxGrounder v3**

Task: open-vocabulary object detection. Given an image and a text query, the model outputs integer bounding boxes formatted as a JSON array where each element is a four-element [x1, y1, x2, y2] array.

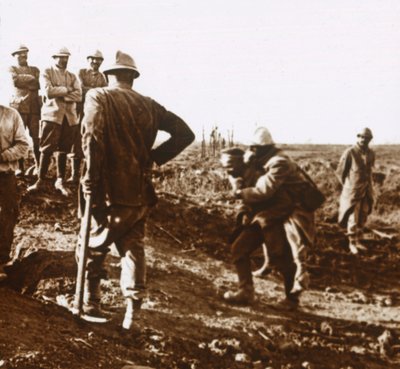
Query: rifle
[[73, 194, 92, 317]]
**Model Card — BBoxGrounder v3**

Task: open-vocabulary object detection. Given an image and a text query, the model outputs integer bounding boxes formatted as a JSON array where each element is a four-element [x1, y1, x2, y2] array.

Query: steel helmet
[[11, 44, 29, 56], [52, 47, 71, 58], [87, 50, 104, 60], [250, 127, 274, 146], [357, 127, 373, 139]]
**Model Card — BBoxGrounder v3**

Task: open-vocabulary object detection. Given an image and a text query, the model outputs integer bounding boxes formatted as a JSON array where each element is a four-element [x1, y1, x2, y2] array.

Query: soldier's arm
[[41, 69, 69, 98], [0, 111, 30, 163], [27, 67, 41, 90], [64, 74, 82, 102], [151, 105, 195, 166], [336, 149, 352, 185], [9, 67, 36, 89], [80, 90, 104, 194], [240, 157, 290, 203]]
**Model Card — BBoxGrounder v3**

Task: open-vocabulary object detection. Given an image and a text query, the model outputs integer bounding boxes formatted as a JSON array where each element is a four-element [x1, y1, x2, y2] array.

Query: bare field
[[0, 143, 399, 369]]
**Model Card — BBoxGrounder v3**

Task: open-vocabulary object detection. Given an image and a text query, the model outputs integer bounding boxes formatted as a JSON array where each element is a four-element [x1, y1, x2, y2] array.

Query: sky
[[1, 0, 400, 144]]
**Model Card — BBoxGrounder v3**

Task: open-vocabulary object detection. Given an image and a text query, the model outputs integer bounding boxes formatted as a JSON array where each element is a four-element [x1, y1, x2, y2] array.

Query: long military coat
[[336, 145, 375, 226], [240, 147, 315, 248]]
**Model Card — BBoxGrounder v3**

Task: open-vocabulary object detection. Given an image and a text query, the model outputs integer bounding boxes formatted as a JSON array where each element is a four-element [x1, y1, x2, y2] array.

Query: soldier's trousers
[[39, 118, 79, 155], [0, 173, 19, 264], [347, 197, 371, 243], [38, 119, 80, 179], [76, 204, 150, 301], [231, 222, 297, 297]]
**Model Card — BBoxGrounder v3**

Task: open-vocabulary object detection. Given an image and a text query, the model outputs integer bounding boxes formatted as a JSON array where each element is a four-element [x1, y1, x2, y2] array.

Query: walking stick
[[73, 194, 93, 317]]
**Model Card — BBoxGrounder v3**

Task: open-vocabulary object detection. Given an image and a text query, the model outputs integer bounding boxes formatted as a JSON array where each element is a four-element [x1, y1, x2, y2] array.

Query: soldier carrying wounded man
[[220, 127, 324, 306]]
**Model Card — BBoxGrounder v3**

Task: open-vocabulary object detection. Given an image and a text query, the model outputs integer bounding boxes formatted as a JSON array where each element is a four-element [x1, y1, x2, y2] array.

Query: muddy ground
[[0, 145, 400, 369]]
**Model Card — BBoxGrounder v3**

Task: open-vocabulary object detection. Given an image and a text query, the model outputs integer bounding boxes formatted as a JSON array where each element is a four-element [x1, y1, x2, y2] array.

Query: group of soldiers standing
[[0, 45, 110, 278], [9, 45, 107, 195], [0, 44, 376, 332], [0, 45, 195, 331]]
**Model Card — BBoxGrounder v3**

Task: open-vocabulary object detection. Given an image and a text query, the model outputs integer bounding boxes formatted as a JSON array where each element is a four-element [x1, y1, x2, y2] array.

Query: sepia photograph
[[0, 1, 399, 368]]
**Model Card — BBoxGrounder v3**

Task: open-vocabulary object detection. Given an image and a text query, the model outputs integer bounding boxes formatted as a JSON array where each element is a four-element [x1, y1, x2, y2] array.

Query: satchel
[[298, 167, 326, 211]]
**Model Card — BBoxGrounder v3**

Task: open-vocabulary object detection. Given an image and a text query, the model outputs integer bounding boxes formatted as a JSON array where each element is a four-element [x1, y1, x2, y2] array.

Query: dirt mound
[[1, 145, 400, 368]]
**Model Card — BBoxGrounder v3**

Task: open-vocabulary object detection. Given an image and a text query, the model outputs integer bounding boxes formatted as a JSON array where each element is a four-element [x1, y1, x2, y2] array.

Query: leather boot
[[223, 285, 255, 305], [282, 260, 301, 303], [38, 153, 51, 179], [33, 145, 41, 169], [82, 278, 107, 318], [56, 152, 67, 179], [67, 158, 81, 183], [26, 146, 41, 177], [27, 154, 51, 192]]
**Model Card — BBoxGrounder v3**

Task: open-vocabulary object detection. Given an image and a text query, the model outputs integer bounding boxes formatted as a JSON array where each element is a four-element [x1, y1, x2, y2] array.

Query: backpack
[[297, 167, 326, 212]]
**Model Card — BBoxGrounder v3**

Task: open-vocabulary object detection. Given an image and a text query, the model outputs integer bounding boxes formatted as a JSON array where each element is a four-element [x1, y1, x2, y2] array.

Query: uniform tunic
[[77, 68, 107, 117], [337, 145, 375, 238], [41, 66, 82, 125], [79, 82, 195, 298], [9, 65, 41, 152], [9, 65, 41, 115]]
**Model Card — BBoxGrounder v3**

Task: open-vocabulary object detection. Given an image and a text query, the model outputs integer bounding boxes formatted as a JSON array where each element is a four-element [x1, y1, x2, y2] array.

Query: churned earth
[[1, 144, 400, 369]]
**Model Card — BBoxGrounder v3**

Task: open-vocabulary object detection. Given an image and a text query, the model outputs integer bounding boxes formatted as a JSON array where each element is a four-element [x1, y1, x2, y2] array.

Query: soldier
[[0, 104, 30, 281], [222, 127, 317, 306], [337, 127, 375, 254], [220, 147, 270, 274], [76, 51, 194, 330], [67, 50, 107, 183], [9, 44, 41, 176], [27, 47, 82, 196]]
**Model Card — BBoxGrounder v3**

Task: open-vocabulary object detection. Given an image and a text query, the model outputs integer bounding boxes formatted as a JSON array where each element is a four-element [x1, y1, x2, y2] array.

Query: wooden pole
[[73, 194, 93, 317]]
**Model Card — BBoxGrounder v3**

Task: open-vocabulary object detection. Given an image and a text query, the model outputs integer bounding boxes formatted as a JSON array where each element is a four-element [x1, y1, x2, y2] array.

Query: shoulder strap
[[297, 164, 319, 189]]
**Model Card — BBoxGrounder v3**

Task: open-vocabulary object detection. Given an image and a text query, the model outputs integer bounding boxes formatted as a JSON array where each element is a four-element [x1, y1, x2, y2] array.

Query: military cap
[[220, 148, 245, 168]]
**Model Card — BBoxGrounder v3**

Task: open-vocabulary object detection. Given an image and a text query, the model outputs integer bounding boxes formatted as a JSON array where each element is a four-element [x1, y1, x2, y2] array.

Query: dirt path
[[1, 184, 399, 369]]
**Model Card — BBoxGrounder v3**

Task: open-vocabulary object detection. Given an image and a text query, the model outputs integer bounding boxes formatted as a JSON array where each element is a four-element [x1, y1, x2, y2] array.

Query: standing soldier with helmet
[[68, 50, 107, 183], [74, 50, 194, 331], [337, 127, 375, 254], [9, 44, 41, 177], [27, 47, 82, 196]]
